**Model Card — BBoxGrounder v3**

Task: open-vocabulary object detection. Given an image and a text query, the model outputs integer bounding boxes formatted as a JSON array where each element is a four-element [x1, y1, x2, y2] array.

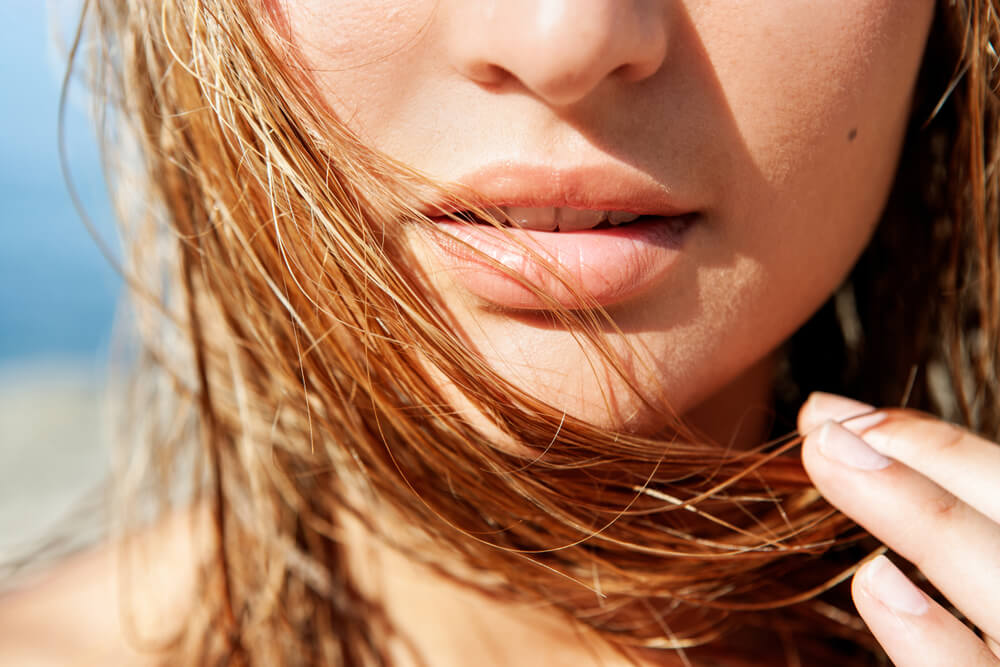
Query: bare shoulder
[[0, 511, 203, 666], [0, 542, 153, 666]]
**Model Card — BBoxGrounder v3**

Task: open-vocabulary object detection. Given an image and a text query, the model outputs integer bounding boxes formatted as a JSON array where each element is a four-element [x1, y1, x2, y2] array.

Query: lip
[[419, 163, 694, 218], [420, 163, 699, 310]]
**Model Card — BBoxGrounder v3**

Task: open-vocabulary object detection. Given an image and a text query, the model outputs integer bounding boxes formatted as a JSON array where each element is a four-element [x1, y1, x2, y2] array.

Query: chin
[[478, 334, 779, 450]]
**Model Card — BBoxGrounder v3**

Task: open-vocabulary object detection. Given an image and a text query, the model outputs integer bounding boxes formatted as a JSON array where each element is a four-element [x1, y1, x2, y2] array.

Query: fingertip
[[850, 558, 870, 605], [798, 418, 832, 478], [798, 392, 880, 434], [856, 555, 929, 617], [796, 392, 821, 434], [851, 556, 889, 624], [851, 555, 991, 667]]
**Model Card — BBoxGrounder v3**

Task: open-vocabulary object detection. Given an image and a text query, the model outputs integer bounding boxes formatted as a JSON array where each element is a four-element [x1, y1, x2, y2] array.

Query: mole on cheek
[[848, 128, 858, 141]]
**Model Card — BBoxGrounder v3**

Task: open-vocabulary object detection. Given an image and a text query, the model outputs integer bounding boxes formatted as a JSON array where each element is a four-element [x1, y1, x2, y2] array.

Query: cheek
[[282, 1, 436, 123], [283, 0, 424, 56], [626, 1, 936, 421], [698, 0, 934, 306], [699, 1, 933, 186]]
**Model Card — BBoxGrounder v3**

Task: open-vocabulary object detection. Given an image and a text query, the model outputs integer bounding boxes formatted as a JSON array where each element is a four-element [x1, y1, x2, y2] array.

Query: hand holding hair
[[800, 392, 1000, 666]]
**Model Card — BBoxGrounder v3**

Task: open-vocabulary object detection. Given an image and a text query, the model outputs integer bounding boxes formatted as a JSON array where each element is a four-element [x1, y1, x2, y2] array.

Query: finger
[[800, 418, 1000, 640], [853, 555, 998, 667], [800, 392, 1000, 525]]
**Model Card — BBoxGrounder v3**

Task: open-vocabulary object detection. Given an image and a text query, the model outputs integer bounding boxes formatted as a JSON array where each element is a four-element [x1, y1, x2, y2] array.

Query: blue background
[[1, 0, 119, 365]]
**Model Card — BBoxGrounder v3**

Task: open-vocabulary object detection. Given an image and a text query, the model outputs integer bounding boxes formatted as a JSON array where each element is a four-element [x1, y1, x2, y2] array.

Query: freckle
[[848, 128, 858, 141]]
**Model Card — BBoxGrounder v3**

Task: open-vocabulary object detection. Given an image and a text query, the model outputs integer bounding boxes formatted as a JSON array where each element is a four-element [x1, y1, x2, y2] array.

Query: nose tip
[[450, 1, 669, 107]]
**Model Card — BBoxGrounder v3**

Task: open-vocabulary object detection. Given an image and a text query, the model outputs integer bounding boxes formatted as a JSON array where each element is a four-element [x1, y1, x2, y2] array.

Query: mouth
[[438, 206, 656, 232], [418, 164, 700, 310], [426, 208, 698, 311]]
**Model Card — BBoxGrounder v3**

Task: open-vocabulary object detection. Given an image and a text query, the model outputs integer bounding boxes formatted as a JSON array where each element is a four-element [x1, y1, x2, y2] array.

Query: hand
[[798, 392, 1000, 666]]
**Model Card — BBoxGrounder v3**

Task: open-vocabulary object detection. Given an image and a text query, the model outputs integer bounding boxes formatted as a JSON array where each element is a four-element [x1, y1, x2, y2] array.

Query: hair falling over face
[[70, 1, 1000, 665]]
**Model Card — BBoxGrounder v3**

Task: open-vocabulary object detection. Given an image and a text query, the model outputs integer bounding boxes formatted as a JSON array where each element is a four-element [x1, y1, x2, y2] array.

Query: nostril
[[465, 62, 511, 88]]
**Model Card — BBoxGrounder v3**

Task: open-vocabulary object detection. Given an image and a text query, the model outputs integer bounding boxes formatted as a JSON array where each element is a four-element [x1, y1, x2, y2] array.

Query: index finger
[[799, 392, 1000, 526]]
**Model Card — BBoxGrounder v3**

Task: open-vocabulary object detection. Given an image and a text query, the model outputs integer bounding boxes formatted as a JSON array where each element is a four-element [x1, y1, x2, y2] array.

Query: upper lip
[[420, 163, 696, 218]]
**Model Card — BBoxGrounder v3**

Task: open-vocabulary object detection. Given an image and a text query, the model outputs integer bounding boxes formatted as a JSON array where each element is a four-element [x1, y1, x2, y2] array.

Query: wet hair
[[71, 1, 1000, 664]]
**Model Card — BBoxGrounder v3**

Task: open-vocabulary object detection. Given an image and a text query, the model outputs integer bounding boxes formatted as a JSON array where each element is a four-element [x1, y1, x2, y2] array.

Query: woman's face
[[280, 1, 935, 438]]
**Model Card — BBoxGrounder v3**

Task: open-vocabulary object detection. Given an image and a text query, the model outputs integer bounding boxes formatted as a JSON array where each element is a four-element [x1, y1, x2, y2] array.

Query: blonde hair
[[71, 1, 1000, 664]]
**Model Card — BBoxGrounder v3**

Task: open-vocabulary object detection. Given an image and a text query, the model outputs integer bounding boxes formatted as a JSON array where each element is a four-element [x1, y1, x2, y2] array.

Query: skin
[[282, 0, 934, 439], [2, 2, 998, 665], [276, 1, 1000, 663], [799, 395, 1000, 666]]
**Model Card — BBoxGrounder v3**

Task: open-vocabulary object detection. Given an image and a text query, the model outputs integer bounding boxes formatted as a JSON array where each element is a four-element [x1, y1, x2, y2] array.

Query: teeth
[[555, 208, 608, 231], [608, 211, 640, 226], [475, 206, 506, 225], [502, 206, 558, 231], [495, 206, 640, 231]]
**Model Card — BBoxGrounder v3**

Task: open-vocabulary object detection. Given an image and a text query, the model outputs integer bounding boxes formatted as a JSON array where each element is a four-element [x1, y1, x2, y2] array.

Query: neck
[[342, 512, 697, 667], [683, 352, 778, 451], [341, 355, 781, 667]]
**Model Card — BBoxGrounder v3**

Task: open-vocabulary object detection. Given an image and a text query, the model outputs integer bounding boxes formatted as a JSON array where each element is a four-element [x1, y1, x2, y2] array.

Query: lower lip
[[424, 215, 697, 310]]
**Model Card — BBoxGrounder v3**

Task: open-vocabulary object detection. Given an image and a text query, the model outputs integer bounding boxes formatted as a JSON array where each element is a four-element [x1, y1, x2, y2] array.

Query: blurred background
[[0, 0, 120, 560]]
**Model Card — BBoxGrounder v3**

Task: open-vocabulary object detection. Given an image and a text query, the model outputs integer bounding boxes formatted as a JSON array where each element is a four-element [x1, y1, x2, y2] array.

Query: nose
[[447, 0, 670, 107]]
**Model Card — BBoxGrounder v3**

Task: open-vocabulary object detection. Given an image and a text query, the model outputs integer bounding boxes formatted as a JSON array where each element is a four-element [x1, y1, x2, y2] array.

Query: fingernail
[[804, 393, 887, 434], [865, 555, 929, 616], [818, 420, 891, 470], [807, 392, 873, 418]]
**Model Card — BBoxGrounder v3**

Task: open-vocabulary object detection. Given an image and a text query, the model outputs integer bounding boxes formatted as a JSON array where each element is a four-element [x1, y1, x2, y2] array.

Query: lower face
[[278, 1, 936, 441]]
